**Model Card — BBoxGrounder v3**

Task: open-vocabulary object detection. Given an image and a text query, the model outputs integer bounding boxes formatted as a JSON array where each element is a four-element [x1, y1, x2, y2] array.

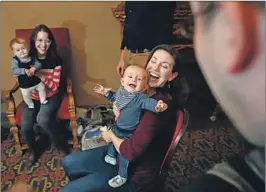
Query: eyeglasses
[[36, 39, 52, 45]]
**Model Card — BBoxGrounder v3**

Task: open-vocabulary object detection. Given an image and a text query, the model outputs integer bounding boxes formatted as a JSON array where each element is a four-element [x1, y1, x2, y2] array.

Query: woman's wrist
[[109, 130, 116, 142]]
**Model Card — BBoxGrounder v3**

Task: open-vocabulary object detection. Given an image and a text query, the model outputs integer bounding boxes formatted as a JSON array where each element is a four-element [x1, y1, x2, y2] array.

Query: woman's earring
[[168, 81, 171, 89]]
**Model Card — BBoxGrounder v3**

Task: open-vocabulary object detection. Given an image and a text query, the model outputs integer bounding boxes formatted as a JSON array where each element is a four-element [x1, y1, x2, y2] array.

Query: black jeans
[[20, 93, 62, 153]]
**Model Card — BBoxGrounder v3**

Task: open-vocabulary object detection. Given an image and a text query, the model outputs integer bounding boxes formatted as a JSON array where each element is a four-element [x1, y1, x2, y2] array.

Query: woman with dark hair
[[60, 44, 188, 192], [21, 24, 68, 168]]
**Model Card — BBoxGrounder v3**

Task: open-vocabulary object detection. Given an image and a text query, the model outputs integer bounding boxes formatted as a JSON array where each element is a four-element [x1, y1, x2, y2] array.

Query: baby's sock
[[104, 155, 117, 165], [28, 104, 34, 109], [108, 175, 127, 188], [41, 100, 48, 104]]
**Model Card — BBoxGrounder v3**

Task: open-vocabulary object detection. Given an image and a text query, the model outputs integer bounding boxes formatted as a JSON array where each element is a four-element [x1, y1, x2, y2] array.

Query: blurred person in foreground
[[181, 2, 265, 192]]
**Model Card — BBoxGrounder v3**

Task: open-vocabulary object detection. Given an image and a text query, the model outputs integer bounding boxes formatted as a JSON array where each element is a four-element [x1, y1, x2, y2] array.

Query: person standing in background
[[116, 2, 176, 77]]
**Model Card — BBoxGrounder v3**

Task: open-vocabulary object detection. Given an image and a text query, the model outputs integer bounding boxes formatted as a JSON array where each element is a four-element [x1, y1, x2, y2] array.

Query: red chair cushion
[[15, 95, 71, 124]]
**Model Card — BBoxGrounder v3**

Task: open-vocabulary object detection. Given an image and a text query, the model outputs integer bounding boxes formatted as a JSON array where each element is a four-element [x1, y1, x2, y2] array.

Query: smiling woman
[[59, 44, 189, 192], [20, 24, 69, 168]]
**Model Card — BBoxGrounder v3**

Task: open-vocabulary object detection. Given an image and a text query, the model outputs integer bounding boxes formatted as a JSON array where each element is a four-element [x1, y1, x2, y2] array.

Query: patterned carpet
[[1, 119, 248, 192], [1, 141, 68, 192], [164, 119, 248, 192]]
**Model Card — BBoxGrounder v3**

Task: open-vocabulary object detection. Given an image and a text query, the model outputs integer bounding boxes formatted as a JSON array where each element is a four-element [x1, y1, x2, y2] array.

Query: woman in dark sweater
[[60, 44, 188, 192]]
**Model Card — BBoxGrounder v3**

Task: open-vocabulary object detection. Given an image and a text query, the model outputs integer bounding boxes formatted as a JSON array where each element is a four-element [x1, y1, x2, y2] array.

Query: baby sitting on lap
[[93, 64, 168, 188]]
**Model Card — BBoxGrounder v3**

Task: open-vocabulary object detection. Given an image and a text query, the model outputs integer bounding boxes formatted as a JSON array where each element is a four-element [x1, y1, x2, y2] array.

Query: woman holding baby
[[60, 44, 188, 192], [20, 24, 69, 168]]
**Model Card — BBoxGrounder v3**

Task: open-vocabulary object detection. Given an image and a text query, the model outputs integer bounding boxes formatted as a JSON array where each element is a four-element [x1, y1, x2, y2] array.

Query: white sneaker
[[105, 155, 117, 165], [108, 175, 127, 188]]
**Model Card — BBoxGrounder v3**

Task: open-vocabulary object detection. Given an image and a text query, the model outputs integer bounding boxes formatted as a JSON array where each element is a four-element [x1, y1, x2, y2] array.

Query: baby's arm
[[139, 94, 168, 113], [93, 84, 116, 102], [11, 58, 25, 76], [29, 58, 42, 74], [105, 91, 117, 103]]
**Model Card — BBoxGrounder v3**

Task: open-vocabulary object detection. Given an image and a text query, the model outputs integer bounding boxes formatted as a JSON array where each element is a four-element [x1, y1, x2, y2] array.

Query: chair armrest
[[66, 77, 76, 119], [5, 81, 20, 117], [67, 77, 73, 95]]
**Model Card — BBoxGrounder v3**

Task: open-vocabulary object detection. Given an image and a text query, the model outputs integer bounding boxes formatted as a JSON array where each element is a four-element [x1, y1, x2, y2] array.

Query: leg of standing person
[[60, 146, 117, 192], [123, 48, 150, 69]]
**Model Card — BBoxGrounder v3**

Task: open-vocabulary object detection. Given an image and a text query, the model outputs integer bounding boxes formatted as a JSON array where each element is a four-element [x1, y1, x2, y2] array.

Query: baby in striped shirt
[[93, 64, 168, 188]]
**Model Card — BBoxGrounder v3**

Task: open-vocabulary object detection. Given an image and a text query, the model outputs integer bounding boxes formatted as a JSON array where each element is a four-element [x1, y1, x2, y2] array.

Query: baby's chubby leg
[[20, 88, 34, 108], [100, 126, 117, 165], [35, 82, 48, 104]]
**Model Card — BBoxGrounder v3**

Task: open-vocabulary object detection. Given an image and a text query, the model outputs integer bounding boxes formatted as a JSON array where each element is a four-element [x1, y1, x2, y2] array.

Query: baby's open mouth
[[129, 84, 136, 88]]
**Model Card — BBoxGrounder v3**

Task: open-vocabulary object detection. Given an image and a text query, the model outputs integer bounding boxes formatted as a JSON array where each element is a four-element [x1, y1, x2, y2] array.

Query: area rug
[[164, 120, 248, 192], [1, 119, 248, 192], [1, 140, 68, 192]]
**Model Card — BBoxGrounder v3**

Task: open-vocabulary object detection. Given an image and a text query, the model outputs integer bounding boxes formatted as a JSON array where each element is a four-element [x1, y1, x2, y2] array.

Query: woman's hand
[[101, 129, 113, 143], [113, 102, 120, 120], [93, 84, 111, 96], [101, 128, 124, 153]]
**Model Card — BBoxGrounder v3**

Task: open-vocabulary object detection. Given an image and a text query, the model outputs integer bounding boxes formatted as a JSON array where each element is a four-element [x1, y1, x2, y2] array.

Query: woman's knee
[[36, 114, 50, 129], [61, 154, 74, 170], [36, 105, 57, 129]]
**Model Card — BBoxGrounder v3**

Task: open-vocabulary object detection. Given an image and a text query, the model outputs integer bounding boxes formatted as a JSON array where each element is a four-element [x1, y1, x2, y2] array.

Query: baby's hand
[[25, 69, 33, 77], [29, 67, 36, 74], [155, 100, 168, 112], [93, 84, 111, 96]]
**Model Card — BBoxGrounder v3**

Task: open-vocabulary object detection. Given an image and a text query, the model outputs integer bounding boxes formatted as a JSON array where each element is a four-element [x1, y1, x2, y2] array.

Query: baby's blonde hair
[[9, 37, 28, 50], [123, 64, 149, 83]]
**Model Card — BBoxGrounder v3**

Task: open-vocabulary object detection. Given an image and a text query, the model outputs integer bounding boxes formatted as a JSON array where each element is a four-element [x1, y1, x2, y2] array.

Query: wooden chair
[[5, 28, 79, 156]]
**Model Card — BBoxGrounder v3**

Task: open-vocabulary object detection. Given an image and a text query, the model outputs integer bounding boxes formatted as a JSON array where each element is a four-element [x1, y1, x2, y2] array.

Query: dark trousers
[[20, 93, 62, 153]]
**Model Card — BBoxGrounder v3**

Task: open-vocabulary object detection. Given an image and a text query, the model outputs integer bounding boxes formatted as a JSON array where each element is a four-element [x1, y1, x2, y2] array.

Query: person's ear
[[120, 77, 125, 87], [168, 72, 178, 82], [220, 2, 259, 74]]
